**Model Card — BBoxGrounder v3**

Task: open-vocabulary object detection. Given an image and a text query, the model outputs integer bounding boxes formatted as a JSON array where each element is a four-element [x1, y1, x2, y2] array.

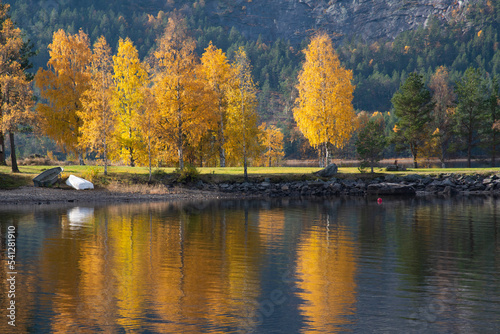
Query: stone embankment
[[195, 173, 500, 198]]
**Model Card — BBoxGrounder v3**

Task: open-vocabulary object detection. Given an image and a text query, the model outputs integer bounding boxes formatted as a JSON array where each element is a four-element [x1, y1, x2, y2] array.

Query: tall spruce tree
[[391, 72, 433, 168], [454, 67, 489, 168]]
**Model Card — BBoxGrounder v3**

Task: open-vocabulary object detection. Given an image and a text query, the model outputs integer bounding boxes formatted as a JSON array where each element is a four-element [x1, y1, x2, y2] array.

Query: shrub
[[82, 166, 101, 183], [174, 164, 200, 183]]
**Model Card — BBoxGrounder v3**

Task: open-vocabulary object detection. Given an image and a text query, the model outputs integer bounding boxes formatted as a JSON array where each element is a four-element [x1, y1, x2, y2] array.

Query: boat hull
[[66, 175, 94, 190], [33, 167, 64, 187]]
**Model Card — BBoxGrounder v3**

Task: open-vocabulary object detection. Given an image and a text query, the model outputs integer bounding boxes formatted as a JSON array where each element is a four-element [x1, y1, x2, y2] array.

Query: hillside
[[201, 0, 466, 43], [3, 0, 500, 162], [6, 0, 469, 68]]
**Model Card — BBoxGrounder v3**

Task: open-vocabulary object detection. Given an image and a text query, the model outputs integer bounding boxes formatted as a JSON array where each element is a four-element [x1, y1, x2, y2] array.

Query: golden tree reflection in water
[[296, 212, 358, 333]]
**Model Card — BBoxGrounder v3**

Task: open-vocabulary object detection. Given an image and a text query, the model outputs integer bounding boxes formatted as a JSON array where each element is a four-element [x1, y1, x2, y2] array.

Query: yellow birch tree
[[1, 70, 34, 173], [0, 3, 34, 172], [258, 123, 284, 167], [199, 42, 233, 167], [136, 85, 161, 182], [226, 47, 260, 180], [293, 32, 356, 167], [34, 29, 91, 164], [79, 36, 114, 175], [153, 15, 210, 170], [112, 37, 148, 167]]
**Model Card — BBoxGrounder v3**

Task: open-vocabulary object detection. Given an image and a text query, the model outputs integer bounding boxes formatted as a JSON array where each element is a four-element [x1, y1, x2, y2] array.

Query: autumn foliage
[[33, 23, 285, 171], [35, 29, 91, 164], [294, 32, 356, 167], [0, 3, 34, 172]]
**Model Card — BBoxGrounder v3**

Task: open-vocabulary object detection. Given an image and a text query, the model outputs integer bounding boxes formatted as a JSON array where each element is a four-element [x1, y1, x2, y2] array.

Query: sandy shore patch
[[0, 186, 225, 205]]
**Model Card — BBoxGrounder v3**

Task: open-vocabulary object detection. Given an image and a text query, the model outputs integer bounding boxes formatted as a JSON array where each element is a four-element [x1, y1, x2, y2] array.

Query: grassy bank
[[1, 165, 500, 190]]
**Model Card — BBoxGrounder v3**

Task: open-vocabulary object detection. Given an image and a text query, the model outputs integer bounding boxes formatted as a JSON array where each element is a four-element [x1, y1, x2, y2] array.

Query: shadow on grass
[[0, 173, 32, 189]]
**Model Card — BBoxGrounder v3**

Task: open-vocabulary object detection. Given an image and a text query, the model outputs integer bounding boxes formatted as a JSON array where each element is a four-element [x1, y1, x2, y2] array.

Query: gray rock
[[342, 179, 356, 188], [329, 183, 342, 193], [429, 180, 443, 187], [442, 186, 458, 195], [315, 163, 338, 177], [421, 177, 433, 186], [209, 0, 464, 47], [442, 178, 455, 187], [308, 181, 325, 187], [483, 178, 493, 185], [385, 174, 400, 182], [404, 174, 422, 182]]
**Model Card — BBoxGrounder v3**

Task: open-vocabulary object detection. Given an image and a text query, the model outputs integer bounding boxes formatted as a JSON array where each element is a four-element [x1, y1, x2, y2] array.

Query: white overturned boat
[[66, 175, 94, 190]]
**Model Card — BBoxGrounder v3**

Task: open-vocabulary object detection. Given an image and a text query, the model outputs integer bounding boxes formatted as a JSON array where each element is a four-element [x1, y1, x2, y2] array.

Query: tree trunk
[[492, 131, 497, 167], [103, 141, 108, 176], [411, 143, 418, 168], [318, 147, 323, 168], [440, 139, 446, 168], [148, 137, 152, 183], [324, 142, 330, 167], [0, 132, 6, 166], [9, 132, 19, 173], [129, 147, 135, 167], [178, 137, 184, 170], [177, 98, 184, 170], [268, 143, 272, 167], [467, 131, 472, 168], [219, 105, 226, 167], [79, 152, 85, 166], [243, 133, 248, 182]]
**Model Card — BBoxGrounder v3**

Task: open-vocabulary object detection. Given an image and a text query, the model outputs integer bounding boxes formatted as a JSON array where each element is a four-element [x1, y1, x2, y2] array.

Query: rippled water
[[1, 197, 499, 333]]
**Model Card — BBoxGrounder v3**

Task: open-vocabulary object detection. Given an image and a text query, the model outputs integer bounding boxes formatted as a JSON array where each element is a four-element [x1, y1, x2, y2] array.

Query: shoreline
[[0, 186, 240, 206], [2, 171, 500, 206]]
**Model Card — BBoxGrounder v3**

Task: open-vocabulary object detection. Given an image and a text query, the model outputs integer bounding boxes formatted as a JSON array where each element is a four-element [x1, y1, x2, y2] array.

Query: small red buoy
[[377, 198, 383, 204]]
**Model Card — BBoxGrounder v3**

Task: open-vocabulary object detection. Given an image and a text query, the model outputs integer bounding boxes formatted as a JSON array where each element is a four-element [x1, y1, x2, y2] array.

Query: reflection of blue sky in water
[[67, 207, 94, 228]]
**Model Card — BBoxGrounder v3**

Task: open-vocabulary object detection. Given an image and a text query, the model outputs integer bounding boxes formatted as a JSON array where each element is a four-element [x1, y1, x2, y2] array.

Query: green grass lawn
[[2, 164, 500, 177], [1, 164, 500, 190]]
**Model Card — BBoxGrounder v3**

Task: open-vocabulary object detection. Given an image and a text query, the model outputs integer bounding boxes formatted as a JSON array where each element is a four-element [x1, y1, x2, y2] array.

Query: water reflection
[[0, 197, 499, 333], [296, 217, 357, 332]]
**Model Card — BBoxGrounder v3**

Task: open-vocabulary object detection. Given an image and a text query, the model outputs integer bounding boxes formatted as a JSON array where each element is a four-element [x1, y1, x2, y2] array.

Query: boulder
[[315, 163, 338, 177], [404, 174, 422, 182], [386, 165, 407, 171], [367, 182, 416, 196]]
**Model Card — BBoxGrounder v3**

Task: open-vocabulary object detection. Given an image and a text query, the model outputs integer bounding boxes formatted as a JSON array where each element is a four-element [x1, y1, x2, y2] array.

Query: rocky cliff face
[[204, 0, 468, 43]]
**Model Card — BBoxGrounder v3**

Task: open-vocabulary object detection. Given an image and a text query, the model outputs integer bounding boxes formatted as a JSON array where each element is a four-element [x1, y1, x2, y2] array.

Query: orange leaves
[[0, 4, 33, 133], [111, 37, 148, 167], [199, 42, 234, 166], [293, 32, 356, 160], [225, 47, 260, 172], [258, 123, 284, 167], [33, 23, 265, 170], [152, 15, 206, 169], [34, 29, 91, 155], [79, 36, 115, 173]]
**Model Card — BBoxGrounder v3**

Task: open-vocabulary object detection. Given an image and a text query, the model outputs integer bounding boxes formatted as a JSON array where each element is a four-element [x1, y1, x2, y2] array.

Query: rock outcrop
[[204, 0, 468, 44]]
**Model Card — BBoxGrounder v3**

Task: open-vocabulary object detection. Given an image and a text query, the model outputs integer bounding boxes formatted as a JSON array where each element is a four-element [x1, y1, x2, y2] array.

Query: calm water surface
[[0, 197, 499, 333]]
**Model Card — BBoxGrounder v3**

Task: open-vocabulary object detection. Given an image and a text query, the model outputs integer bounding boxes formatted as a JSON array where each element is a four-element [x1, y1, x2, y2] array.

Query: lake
[[1, 197, 499, 333]]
